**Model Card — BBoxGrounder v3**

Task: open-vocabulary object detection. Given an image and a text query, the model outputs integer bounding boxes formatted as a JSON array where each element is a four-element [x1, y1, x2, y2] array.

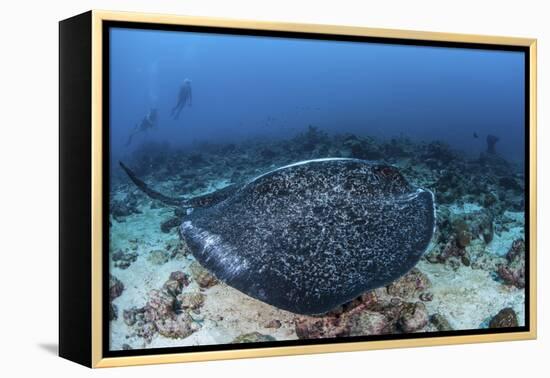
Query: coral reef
[[111, 249, 138, 269], [123, 271, 199, 342], [497, 239, 526, 288]]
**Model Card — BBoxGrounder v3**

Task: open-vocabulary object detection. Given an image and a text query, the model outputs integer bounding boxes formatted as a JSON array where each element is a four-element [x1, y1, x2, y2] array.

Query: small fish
[[473, 132, 479, 139]]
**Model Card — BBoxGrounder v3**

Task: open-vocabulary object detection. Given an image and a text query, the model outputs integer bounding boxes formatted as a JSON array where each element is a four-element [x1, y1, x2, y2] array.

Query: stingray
[[119, 158, 435, 315]]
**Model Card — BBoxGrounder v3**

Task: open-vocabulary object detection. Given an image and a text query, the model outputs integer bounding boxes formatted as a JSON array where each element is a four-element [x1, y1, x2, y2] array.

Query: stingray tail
[[119, 162, 182, 207]]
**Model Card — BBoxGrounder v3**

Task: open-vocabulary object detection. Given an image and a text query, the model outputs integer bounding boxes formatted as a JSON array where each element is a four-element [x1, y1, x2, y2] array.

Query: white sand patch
[[503, 210, 525, 223], [489, 210, 525, 256], [489, 228, 524, 256], [447, 202, 483, 214], [417, 260, 525, 330]]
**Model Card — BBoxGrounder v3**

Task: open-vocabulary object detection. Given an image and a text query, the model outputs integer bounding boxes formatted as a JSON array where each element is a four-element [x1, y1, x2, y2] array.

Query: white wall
[[0, 0, 546, 376]]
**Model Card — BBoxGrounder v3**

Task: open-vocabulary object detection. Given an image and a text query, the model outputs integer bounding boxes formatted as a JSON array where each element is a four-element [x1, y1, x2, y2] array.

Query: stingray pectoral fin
[[119, 161, 182, 207], [394, 188, 436, 256]]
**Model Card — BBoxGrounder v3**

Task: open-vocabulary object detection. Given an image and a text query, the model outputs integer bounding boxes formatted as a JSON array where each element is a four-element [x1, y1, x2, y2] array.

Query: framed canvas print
[[59, 10, 537, 368]]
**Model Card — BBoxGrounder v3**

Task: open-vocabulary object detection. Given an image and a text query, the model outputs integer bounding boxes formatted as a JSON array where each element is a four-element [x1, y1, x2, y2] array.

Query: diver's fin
[[119, 162, 182, 207]]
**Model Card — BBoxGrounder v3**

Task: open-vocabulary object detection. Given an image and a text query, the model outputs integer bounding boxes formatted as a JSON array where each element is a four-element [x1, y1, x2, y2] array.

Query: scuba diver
[[171, 78, 192, 120], [126, 108, 158, 147]]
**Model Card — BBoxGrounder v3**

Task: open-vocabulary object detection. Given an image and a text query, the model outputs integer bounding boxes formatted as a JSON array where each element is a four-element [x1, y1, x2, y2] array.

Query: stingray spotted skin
[[176, 158, 436, 315]]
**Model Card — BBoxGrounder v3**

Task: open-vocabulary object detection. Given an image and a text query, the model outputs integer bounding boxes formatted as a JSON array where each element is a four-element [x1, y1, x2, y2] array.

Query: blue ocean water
[[109, 27, 525, 166]]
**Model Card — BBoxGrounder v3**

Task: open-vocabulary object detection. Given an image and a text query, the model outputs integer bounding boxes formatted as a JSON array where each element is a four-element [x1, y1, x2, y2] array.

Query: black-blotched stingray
[[120, 158, 435, 315]]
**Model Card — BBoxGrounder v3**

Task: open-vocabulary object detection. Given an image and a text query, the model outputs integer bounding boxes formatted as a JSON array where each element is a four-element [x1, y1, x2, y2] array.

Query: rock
[[110, 303, 118, 321], [162, 271, 190, 297], [387, 268, 431, 298], [176, 292, 205, 311], [232, 332, 277, 343], [136, 321, 157, 342], [473, 211, 495, 244], [294, 292, 384, 339], [264, 319, 282, 329], [482, 192, 499, 209], [109, 274, 124, 300], [295, 313, 351, 339], [122, 344, 132, 350], [190, 261, 218, 288], [434, 171, 467, 203], [155, 312, 197, 339], [430, 313, 453, 331], [123, 308, 139, 326], [349, 311, 389, 336], [398, 302, 429, 333], [163, 271, 190, 297], [506, 238, 526, 262], [497, 239, 525, 288], [144, 289, 174, 322], [110, 193, 142, 221], [161, 217, 181, 233], [419, 292, 433, 302], [165, 238, 189, 259], [111, 249, 138, 269], [109, 275, 124, 322], [453, 218, 472, 248], [499, 177, 522, 192], [147, 249, 170, 265], [438, 240, 467, 267], [489, 308, 518, 328]]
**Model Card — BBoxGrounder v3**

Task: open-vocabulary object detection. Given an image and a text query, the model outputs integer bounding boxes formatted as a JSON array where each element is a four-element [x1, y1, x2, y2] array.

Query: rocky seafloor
[[109, 126, 526, 351]]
